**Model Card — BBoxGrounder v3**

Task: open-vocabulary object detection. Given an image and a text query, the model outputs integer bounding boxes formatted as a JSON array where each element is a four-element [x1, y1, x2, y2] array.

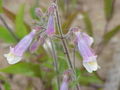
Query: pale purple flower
[[45, 15, 55, 36], [4, 30, 36, 64], [60, 81, 68, 90], [75, 31, 100, 73], [60, 73, 69, 90]]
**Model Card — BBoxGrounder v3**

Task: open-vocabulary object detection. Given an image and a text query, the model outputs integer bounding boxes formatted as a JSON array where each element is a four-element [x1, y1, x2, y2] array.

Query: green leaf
[[58, 53, 68, 72], [30, 6, 37, 19], [62, 11, 79, 33], [0, 0, 3, 13], [3, 7, 30, 31], [103, 25, 120, 44], [104, 0, 114, 21], [4, 82, 11, 90], [58, 0, 65, 12], [52, 79, 58, 90], [0, 62, 41, 77], [0, 26, 16, 43], [83, 12, 93, 36], [29, 0, 39, 19], [15, 4, 28, 38], [74, 69, 102, 85], [0, 75, 11, 90]]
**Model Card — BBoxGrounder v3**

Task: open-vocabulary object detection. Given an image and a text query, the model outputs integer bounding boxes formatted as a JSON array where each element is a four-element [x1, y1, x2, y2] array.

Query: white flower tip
[[4, 53, 22, 64], [83, 60, 100, 73]]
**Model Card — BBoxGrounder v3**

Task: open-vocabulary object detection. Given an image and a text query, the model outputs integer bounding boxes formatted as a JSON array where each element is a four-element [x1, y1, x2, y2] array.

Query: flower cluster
[[4, 3, 100, 73], [4, 4, 56, 64]]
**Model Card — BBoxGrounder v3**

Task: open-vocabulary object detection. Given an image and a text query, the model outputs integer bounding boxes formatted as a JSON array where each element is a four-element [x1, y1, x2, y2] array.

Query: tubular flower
[[4, 30, 36, 64], [45, 15, 55, 36], [60, 73, 69, 90], [75, 31, 100, 73]]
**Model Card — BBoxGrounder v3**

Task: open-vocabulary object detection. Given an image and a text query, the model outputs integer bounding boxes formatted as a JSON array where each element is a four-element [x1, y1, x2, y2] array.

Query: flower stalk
[[54, 1, 80, 90], [49, 38, 60, 90]]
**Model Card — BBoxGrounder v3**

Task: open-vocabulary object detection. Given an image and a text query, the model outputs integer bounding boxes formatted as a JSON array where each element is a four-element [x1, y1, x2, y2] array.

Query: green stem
[[49, 38, 60, 90]]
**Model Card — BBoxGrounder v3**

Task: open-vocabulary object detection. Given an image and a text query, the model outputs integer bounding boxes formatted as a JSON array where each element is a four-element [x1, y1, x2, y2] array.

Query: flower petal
[[83, 60, 100, 73], [4, 53, 22, 64], [46, 15, 55, 36], [60, 82, 68, 90], [82, 32, 94, 46]]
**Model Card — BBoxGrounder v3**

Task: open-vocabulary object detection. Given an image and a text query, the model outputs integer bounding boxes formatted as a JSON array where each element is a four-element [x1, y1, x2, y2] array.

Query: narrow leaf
[[0, 62, 41, 77], [58, 0, 65, 12], [30, 6, 37, 19], [104, 0, 114, 21], [29, 0, 39, 19], [62, 11, 79, 33], [3, 7, 30, 31], [15, 4, 28, 38], [103, 25, 120, 44], [0, 0, 3, 13], [0, 26, 16, 43], [83, 12, 93, 36]]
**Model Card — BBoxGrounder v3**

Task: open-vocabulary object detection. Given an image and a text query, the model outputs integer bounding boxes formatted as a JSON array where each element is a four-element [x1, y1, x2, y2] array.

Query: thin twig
[[0, 14, 19, 41], [55, 1, 74, 72], [49, 38, 60, 90]]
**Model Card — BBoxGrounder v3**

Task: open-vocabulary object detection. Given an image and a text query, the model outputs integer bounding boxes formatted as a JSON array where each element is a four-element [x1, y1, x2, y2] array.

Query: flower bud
[[45, 15, 55, 36], [29, 36, 45, 53], [47, 3, 56, 15], [35, 8, 43, 17], [60, 70, 71, 90], [33, 25, 43, 31]]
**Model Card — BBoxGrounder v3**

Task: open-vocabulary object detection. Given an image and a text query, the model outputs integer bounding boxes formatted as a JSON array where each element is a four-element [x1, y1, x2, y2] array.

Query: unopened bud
[[33, 25, 43, 31], [29, 36, 45, 53], [47, 3, 56, 15], [60, 70, 71, 90], [70, 27, 80, 32], [35, 8, 43, 17]]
